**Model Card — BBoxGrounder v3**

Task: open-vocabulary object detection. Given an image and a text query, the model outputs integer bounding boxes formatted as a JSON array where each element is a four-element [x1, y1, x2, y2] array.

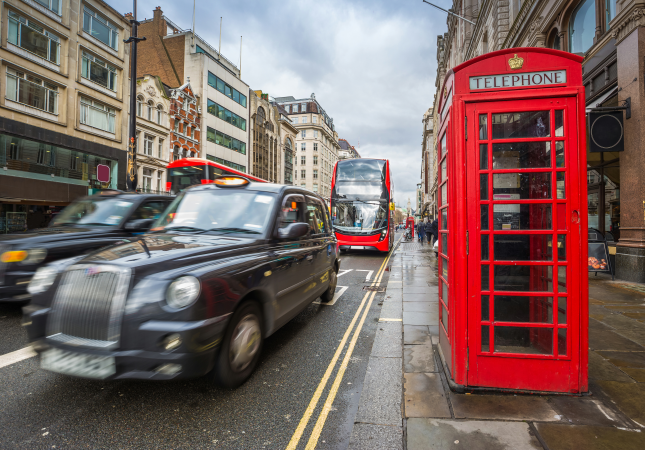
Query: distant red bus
[[330, 158, 394, 252], [166, 158, 266, 194]]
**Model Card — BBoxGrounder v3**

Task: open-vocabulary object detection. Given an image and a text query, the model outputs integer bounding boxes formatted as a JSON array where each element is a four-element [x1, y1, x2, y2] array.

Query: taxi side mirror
[[124, 218, 154, 232], [278, 222, 309, 240]]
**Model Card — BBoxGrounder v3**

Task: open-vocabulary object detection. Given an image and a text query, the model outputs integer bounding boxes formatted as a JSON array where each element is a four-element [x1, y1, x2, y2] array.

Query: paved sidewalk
[[349, 238, 645, 450]]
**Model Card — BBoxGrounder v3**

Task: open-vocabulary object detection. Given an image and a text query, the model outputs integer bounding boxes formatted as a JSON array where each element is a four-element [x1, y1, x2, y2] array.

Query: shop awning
[[585, 87, 618, 112]]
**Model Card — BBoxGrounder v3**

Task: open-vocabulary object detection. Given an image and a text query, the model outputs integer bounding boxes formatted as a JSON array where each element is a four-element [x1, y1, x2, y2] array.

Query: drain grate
[[363, 286, 386, 292]]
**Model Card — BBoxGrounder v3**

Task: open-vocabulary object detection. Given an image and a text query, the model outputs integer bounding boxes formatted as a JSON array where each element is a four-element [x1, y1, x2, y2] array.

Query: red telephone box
[[436, 48, 588, 394]]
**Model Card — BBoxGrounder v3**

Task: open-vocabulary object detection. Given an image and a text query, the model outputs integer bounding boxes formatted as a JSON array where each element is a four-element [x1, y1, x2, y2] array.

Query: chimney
[[153, 6, 165, 37], [124, 12, 133, 20]]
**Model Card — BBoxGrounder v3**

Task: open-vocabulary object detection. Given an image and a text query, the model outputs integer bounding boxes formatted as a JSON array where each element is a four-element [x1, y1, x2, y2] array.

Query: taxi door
[[305, 197, 333, 292]]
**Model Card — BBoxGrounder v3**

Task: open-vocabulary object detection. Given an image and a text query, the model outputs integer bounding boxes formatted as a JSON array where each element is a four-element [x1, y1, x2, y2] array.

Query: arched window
[[569, 0, 595, 55], [156, 104, 163, 124], [547, 29, 561, 50], [285, 138, 292, 150], [137, 95, 144, 117], [257, 106, 266, 123], [147, 100, 154, 121]]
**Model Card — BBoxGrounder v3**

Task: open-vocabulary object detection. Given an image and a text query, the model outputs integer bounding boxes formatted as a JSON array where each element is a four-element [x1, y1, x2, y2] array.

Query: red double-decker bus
[[166, 158, 266, 194], [330, 158, 394, 252]]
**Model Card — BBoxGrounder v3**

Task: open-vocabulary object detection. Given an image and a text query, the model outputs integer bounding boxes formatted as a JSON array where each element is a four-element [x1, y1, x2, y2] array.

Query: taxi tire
[[320, 267, 338, 303], [211, 301, 264, 389]]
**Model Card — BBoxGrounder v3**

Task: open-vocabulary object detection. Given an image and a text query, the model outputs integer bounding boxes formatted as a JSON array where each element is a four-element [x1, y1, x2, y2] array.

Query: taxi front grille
[[48, 265, 131, 346]]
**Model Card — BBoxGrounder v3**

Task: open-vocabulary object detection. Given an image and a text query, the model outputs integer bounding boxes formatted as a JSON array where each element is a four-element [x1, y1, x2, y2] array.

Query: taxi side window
[[306, 200, 328, 235], [130, 201, 168, 221], [279, 196, 303, 229]]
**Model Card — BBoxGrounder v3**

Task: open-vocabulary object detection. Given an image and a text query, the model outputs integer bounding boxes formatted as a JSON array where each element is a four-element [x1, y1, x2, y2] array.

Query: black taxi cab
[[0, 191, 172, 303], [23, 177, 339, 388]]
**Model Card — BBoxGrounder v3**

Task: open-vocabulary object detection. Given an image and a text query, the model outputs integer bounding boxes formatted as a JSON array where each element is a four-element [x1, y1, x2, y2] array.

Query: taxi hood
[[0, 226, 119, 246]]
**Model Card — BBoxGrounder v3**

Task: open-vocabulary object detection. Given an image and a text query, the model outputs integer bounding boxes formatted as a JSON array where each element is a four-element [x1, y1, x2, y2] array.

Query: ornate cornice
[[611, 6, 645, 44], [502, 0, 539, 49]]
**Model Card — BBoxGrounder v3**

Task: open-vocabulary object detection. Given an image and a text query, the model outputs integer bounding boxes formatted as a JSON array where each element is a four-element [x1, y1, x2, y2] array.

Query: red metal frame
[[436, 48, 588, 394], [166, 158, 266, 191], [330, 159, 394, 252]]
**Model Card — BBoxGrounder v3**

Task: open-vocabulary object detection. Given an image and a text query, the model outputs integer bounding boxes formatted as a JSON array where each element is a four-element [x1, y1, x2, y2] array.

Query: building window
[[301, 102, 306, 111], [142, 168, 153, 192], [313, 116, 317, 123], [173, 119, 179, 133], [303, 117, 308, 123], [301, 143, 306, 151], [313, 170, 318, 179], [137, 95, 144, 116], [301, 183, 306, 188], [143, 134, 154, 156], [301, 130, 306, 138], [206, 127, 247, 154], [286, 105, 291, 113], [206, 154, 246, 173], [83, 6, 119, 50], [313, 155, 318, 165], [6, 69, 58, 114], [606, 0, 617, 24], [292, 117, 298, 124], [301, 156, 306, 165], [569, 0, 595, 55], [301, 170, 306, 179], [34, 0, 61, 15], [158, 139, 164, 159], [207, 72, 247, 107], [80, 97, 116, 133], [157, 171, 163, 191], [146, 101, 154, 121], [313, 183, 318, 192], [207, 99, 247, 131], [314, 143, 318, 151], [8, 12, 60, 65], [314, 130, 318, 138], [81, 52, 117, 91], [191, 127, 195, 140]]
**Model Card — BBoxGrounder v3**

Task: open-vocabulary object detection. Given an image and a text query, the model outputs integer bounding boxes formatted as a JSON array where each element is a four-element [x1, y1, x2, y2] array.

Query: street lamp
[[123, 0, 146, 191], [421, 0, 475, 25]]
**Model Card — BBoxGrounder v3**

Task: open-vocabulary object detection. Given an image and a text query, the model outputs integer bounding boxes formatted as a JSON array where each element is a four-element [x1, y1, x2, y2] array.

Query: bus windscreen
[[169, 166, 206, 193]]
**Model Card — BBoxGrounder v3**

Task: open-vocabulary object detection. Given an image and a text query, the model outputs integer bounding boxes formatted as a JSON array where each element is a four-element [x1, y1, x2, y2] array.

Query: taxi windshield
[[154, 189, 276, 235], [51, 198, 134, 227]]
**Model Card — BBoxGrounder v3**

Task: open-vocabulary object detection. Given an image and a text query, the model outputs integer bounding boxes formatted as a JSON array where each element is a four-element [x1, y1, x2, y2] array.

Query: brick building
[[168, 81, 200, 160]]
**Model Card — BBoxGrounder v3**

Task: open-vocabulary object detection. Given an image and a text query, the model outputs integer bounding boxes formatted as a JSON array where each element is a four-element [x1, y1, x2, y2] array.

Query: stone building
[[0, 0, 131, 230], [338, 139, 360, 160], [135, 75, 170, 193], [274, 94, 340, 197], [420, 107, 434, 220], [249, 91, 280, 182], [275, 103, 297, 185], [430, 0, 645, 282], [137, 7, 249, 173]]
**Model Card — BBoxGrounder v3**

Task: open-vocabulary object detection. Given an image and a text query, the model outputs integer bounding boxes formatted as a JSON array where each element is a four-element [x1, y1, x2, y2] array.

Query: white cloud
[[110, 0, 449, 204]]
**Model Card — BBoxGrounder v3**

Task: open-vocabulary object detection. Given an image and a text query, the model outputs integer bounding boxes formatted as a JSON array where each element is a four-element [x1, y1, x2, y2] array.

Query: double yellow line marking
[[286, 237, 401, 450]]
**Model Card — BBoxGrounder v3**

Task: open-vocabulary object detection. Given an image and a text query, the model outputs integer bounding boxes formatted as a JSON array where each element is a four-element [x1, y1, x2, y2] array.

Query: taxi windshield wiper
[[163, 226, 205, 232], [205, 227, 261, 235]]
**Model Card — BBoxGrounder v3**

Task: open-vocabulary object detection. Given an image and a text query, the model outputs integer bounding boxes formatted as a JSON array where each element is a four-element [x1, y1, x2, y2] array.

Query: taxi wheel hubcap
[[229, 314, 261, 373]]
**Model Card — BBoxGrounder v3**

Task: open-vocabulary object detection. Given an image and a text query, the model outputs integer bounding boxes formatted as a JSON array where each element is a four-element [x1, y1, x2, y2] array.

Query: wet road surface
[[0, 238, 400, 449]]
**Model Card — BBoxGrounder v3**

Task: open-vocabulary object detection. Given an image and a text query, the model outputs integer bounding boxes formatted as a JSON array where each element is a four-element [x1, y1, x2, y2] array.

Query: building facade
[[420, 107, 434, 220], [0, 0, 131, 231], [338, 138, 360, 160], [135, 75, 170, 193], [168, 80, 200, 161], [431, 0, 645, 282], [137, 7, 248, 173], [249, 90, 280, 182], [275, 94, 340, 198], [275, 102, 297, 185]]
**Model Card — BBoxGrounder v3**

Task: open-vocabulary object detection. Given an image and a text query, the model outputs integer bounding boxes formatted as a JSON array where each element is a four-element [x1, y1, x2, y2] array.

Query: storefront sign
[[469, 70, 567, 90]]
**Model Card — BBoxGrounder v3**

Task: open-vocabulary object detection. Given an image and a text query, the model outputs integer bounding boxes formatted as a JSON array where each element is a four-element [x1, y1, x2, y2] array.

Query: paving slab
[[404, 373, 451, 418], [604, 305, 645, 311], [535, 423, 645, 450], [404, 344, 436, 373], [371, 321, 402, 358], [384, 289, 403, 303], [403, 292, 438, 302], [549, 397, 628, 427], [596, 350, 645, 369], [355, 356, 402, 426], [403, 311, 438, 326], [404, 325, 431, 345], [589, 329, 645, 351], [403, 302, 438, 313], [595, 380, 645, 425], [589, 318, 612, 331], [615, 328, 645, 347], [623, 313, 645, 321], [348, 424, 402, 450], [588, 351, 636, 383], [600, 313, 645, 331], [621, 367, 645, 382], [403, 286, 432, 294], [407, 419, 543, 450], [450, 392, 559, 422], [401, 279, 434, 287]]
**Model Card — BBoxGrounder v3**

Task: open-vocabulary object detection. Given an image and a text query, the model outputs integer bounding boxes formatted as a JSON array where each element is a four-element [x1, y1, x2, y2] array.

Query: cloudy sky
[[111, 0, 451, 206]]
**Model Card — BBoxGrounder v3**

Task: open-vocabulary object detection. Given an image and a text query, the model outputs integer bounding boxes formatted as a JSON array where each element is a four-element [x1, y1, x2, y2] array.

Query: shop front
[[436, 48, 588, 394]]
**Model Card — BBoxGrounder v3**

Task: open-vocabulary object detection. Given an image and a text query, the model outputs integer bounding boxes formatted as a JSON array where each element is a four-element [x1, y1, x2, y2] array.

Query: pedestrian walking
[[418, 221, 426, 243], [426, 217, 438, 246]]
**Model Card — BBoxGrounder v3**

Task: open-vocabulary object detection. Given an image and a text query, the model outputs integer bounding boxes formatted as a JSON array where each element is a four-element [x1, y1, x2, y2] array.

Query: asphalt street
[[0, 236, 400, 449]]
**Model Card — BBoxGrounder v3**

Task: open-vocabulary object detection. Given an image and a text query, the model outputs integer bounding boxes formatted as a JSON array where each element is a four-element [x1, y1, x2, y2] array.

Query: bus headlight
[[379, 229, 387, 241]]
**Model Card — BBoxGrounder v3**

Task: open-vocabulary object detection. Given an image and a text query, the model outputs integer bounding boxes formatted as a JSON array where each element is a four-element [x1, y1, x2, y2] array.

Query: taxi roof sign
[[213, 176, 250, 187]]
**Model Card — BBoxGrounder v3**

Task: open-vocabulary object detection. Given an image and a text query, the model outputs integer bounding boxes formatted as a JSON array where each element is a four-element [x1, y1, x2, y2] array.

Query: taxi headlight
[[0, 249, 47, 265], [166, 276, 201, 309], [27, 266, 58, 295]]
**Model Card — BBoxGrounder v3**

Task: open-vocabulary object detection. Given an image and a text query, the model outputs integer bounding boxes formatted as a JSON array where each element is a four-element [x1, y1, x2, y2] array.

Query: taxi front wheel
[[211, 302, 263, 389], [320, 267, 338, 303]]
